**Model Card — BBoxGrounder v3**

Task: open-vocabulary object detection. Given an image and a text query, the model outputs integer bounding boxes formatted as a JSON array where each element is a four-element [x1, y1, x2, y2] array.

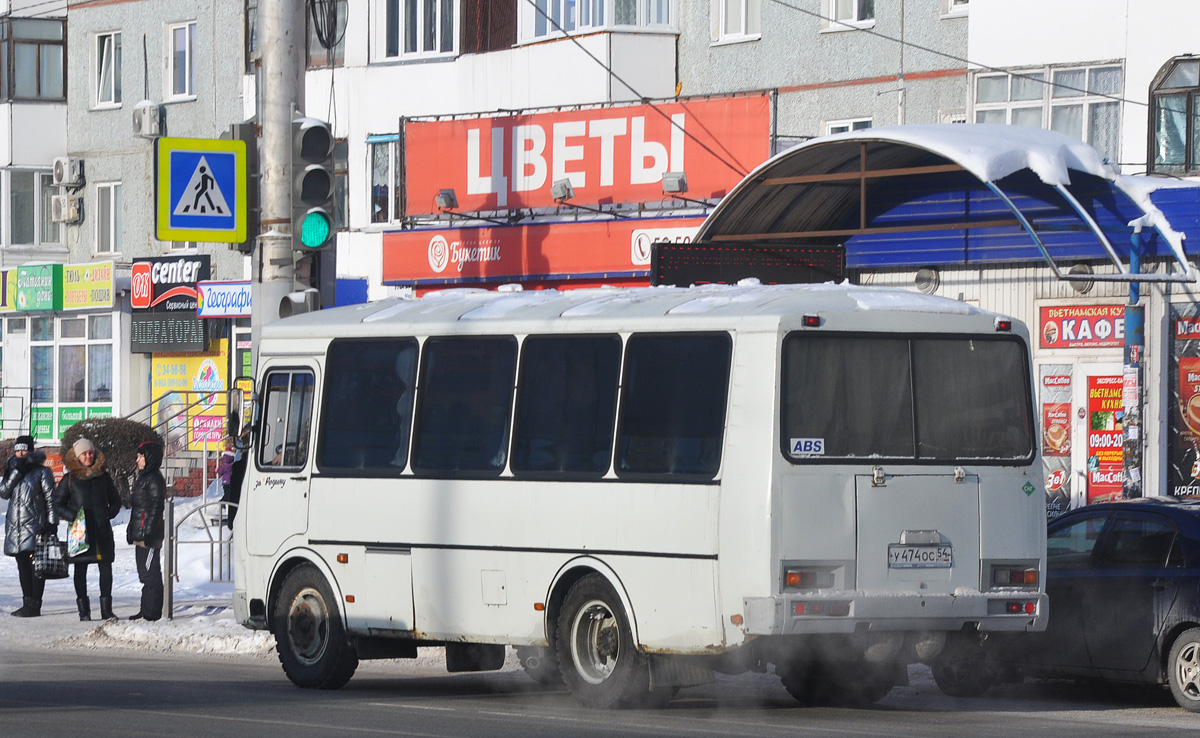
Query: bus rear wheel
[[779, 659, 897, 706], [273, 565, 359, 689], [555, 574, 665, 708]]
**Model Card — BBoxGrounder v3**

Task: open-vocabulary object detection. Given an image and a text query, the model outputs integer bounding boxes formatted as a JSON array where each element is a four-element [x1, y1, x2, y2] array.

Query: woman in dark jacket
[[52, 437, 122, 621], [127, 441, 166, 621], [1, 435, 57, 617]]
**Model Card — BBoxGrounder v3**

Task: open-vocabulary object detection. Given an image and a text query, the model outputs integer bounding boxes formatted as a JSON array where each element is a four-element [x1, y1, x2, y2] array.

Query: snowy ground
[[0, 490, 275, 657]]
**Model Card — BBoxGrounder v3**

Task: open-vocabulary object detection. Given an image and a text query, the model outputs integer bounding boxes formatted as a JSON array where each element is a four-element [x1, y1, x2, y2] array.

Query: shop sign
[[1086, 375, 1124, 504], [131, 255, 210, 312], [383, 216, 705, 285], [31, 408, 53, 440], [197, 281, 252, 318], [63, 262, 115, 310], [16, 264, 63, 311], [0, 269, 17, 313], [87, 407, 113, 419], [58, 407, 86, 433], [1039, 305, 1125, 349], [404, 95, 770, 215], [151, 339, 228, 451]]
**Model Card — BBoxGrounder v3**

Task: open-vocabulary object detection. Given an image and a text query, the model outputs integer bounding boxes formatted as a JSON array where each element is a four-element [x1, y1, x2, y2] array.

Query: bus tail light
[[995, 318, 1012, 331], [993, 567, 1038, 587], [784, 568, 834, 589], [794, 601, 850, 617], [802, 314, 821, 328], [1005, 601, 1037, 615]]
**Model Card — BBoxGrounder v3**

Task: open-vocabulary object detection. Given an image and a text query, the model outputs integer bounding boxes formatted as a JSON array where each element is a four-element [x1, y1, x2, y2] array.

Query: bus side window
[[616, 333, 731, 479], [319, 338, 418, 471], [411, 336, 517, 475], [511, 335, 621, 475], [259, 370, 316, 470]]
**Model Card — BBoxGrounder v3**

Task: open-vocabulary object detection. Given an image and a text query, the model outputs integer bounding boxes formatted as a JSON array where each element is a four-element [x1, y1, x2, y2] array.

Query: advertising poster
[[151, 338, 228, 451], [1039, 365, 1073, 518], [1086, 375, 1124, 504], [1170, 305, 1200, 496]]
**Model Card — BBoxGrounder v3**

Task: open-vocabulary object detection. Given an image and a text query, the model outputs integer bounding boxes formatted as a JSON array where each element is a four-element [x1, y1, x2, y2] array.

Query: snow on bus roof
[[263, 282, 995, 337]]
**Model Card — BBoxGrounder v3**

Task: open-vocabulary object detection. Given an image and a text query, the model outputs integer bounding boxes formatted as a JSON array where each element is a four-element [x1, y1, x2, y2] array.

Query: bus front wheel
[[273, 565, 359, 689], [555, 574, 666, 708]]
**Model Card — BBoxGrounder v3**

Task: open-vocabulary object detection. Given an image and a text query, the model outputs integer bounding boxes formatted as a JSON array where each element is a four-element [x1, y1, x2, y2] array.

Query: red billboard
[[403, 95, 771, 216], [382, 217, 704, 286], [1039, 305, 1125, 349]]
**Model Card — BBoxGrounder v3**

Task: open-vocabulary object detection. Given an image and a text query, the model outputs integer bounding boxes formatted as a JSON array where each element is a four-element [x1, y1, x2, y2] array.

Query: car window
[[1096, 514, 1181, 569], [1047, 513, 1109, 570]]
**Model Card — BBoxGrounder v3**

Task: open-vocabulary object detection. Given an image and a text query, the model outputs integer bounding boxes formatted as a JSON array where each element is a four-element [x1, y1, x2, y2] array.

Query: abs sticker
[[789, 438, 825, 457]]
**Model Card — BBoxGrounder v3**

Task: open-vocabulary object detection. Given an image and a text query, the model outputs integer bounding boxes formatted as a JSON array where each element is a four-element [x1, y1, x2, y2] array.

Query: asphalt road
[[1, 648, 1198, 737]]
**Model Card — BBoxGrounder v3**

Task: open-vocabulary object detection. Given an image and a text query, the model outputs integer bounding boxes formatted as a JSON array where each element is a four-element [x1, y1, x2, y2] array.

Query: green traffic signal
[[299, 210, 332, 249]]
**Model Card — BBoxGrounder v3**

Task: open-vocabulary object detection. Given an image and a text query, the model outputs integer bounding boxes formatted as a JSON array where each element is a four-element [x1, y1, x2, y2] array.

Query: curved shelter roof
[[695, 124, 1198, 283]]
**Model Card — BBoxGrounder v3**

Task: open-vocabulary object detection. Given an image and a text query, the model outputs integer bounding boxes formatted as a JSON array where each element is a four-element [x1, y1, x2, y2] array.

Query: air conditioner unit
[[51, 194, 83, 224], [132, 100, 163, 138], [52, 157, 83, 187]]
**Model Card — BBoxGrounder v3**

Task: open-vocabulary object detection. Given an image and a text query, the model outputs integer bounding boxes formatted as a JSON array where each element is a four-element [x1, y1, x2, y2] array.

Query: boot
[[12, 598, 41, 618], [99, 596, 116, 621], [77, 596, 91, 622], [11, 597, 33, 617]]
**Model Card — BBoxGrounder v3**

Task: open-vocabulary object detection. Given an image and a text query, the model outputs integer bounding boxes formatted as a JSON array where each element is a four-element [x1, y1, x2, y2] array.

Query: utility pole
[[251, 0, 305, 361]]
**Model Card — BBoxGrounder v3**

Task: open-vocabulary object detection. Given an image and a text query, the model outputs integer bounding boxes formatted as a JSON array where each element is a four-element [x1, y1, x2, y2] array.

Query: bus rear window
[[781, 334, 1033, 463]]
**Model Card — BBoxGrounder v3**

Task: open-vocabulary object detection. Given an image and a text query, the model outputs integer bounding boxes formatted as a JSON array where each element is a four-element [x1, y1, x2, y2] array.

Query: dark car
[[932, 497, 1200, 711]]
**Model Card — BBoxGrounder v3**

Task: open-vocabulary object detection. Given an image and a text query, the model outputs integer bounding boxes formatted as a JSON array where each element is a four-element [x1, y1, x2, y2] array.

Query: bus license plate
[[888, 544, 952, 568]]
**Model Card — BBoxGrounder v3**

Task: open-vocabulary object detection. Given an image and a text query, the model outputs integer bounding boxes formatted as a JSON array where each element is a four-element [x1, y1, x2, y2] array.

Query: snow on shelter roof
[[261, 282, 999, 341], [695, 124, 1192, 274]]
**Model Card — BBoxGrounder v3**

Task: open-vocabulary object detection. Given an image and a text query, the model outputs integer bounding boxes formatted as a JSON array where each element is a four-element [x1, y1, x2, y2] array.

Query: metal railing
[[165, 500, 238, 620]]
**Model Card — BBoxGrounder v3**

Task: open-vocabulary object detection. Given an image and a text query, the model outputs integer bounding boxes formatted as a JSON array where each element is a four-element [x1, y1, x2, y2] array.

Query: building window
[[7, 170, 57, 247], [167, 21, 196, 99], [369, 139, 401, 223], [245, 0, 259, 74], [334, 139, 349, 229], [941, 0, 968, 17], [0, 18, 66, 101], [713, 0, 760, 43], [519, 0, 675, 42], [381, 0, 456, 59], [308, 0, 347, 67], [95, 31, 122, 106], [827, 118, 872, 134], [972, 64, 1123, 164], [1151, 56, 1200, 175], [825, 0, 874, 30], [96, 183, 122, 254]]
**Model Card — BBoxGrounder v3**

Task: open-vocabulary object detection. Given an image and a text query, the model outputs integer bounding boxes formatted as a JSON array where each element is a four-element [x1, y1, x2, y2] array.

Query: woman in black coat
[[52, 437, 122, 621], [0, 435, 56, 617], [127, 441, 166, 621]]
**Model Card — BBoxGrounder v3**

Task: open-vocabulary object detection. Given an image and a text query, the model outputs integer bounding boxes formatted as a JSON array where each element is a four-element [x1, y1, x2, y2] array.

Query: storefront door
[[1, 316, 30, 435], [1074, 363, 1124, 506]]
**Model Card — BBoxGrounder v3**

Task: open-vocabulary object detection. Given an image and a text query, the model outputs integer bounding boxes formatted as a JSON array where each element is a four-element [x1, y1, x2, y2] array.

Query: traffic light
[[291, 117, 335, 251]]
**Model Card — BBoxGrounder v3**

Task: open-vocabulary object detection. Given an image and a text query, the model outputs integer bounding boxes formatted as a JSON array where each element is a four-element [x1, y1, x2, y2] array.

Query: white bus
[[232, 283, 1046, 707]]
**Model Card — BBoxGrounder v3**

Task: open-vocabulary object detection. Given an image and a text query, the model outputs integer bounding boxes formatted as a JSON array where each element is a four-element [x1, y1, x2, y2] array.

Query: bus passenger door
[[245, 366, 317, 557]]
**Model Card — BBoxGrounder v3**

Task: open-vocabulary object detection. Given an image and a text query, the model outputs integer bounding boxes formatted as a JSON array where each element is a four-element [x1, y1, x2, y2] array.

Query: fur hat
[[72, 438, 96, 456], [13, 435, 34, 452]]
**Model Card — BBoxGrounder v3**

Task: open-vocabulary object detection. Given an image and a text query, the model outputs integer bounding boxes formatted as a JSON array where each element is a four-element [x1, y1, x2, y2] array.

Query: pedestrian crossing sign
[[156, 137, 247, 243]]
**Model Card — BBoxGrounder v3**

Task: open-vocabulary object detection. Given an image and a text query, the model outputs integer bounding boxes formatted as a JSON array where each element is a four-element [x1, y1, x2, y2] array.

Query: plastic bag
[[67, 508, 89, 558]]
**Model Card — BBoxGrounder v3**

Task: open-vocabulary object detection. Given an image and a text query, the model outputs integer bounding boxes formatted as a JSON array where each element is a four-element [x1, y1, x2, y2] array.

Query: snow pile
[[56, 612, 275, 655]]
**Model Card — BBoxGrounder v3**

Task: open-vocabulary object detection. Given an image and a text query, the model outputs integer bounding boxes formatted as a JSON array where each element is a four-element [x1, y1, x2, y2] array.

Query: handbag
[[32, 532, 68, 579], [67, 508, 89, 558]]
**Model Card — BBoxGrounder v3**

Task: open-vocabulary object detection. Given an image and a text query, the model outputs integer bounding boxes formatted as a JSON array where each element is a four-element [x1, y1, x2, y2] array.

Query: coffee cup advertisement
[[1042, 403, 1071, 457]]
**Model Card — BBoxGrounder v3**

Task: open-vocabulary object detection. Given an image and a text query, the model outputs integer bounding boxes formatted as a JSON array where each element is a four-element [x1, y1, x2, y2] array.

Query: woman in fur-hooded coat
[[52, 438, 121, 620]]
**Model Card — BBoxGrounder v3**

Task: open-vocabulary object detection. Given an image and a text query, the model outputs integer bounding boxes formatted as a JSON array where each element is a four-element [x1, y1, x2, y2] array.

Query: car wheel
[[273, 564, 359, 689], [931, 658, 995, 698], [1168, 628, 1200, 712], [555, 574, 667, 708]]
